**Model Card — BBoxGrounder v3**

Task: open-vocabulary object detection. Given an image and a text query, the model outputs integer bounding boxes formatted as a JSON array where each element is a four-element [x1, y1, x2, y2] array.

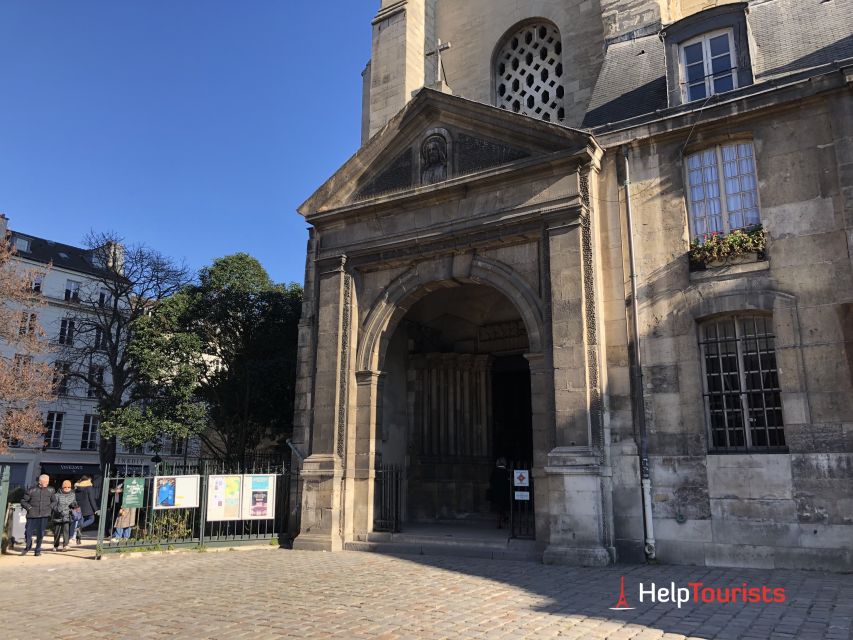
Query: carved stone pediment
[[299, 88, 595, 218]]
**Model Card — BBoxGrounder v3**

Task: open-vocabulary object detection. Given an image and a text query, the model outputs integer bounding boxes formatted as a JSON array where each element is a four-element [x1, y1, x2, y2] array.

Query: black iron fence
[[96, 457, 296, 557], [374, 463, 402, 533], [509, 461, 535, 539]]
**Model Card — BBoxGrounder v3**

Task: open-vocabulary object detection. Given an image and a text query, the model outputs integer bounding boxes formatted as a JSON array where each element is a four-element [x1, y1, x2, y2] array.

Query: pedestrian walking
[[19, 474, 57, 556], [51, 480, 77, 551], [72, 475, 99, 544]]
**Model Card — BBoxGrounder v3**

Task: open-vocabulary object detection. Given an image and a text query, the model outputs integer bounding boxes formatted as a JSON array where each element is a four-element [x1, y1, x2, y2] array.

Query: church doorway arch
[[375, 282, 535, 533]]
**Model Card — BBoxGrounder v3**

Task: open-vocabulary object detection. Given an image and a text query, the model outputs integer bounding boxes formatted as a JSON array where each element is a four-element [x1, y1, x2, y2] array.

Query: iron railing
[[374, 463, 402, 533], [96, 457, 296, 558]]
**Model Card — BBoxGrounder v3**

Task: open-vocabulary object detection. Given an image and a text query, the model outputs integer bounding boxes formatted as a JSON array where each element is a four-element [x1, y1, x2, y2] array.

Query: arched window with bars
[[494, 22, 565, 122]]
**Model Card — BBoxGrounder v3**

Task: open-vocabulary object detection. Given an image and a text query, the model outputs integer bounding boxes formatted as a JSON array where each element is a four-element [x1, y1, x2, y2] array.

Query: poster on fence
[[206, 474, 243, 521], [153, 475, 200, 510], [240, 474, 276, 520], [122, 477, 146, 508]]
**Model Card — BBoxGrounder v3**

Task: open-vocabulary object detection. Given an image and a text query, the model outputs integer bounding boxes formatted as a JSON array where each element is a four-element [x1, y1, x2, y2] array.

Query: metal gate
[[374, 463, 402, 532], [95, 457, 296, 557], [509, 461, 535, 539]]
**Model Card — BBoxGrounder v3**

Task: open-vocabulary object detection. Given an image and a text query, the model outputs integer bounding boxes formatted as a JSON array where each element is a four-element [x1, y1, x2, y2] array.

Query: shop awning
[[40, 462, 102, 476]]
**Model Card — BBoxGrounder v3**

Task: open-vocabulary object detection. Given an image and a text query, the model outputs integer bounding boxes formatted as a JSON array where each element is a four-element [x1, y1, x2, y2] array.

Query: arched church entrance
[[376, 283, 534, 535]]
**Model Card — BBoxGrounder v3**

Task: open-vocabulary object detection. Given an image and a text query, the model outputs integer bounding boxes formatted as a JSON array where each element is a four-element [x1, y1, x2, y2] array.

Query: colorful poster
[[240, 474, 276, 520], [153, 475, 200, 510], [206, 474, 242, 521], [123, 477, 146, 508]]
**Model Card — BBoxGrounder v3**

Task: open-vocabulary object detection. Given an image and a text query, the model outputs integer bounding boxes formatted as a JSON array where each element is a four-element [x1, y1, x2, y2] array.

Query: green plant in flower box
[[689, 225, 766, 268]]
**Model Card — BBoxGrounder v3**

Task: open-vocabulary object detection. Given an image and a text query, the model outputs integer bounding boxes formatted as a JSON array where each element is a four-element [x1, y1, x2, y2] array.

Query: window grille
[[700, 315, 785, 451], [495, 23, 565, 122], [686, 142, 759, 238]]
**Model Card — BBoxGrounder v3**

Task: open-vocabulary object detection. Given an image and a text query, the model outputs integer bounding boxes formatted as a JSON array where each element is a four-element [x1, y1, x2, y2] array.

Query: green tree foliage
[[123, 253, 302, 462]]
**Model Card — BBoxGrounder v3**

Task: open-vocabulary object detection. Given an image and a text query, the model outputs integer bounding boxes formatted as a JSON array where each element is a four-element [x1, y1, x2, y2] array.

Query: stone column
[[293, 256, 352, 552], [349, 370, 384, 538], [541, 211, 612, 566]]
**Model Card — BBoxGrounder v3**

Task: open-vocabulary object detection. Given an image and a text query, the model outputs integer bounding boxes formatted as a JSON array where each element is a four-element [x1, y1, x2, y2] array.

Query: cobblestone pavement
[[1, 548, 852, 639]]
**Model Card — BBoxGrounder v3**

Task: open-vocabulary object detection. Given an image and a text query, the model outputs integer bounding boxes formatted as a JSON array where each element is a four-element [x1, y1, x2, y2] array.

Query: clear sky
[[0, 1, 377, 285]]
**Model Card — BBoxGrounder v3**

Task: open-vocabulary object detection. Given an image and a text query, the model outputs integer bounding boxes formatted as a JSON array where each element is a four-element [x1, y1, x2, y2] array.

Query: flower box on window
[[689, 225, 766, 270]]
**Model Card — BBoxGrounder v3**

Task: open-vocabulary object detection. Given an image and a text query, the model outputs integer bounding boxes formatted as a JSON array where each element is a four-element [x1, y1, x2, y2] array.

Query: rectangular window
[[45, 412, 64, 449], [98, 288, 112, 307], [13, 354, 32, 376], [168, 437, 186, 456], [53, 361, 71, 395], [81, 415, 100, 451], [686, 142, 759, 238], [700, 315, 785, 452], [87, 365, 104, 398], [19, 312, 37, 336], [94, 326, 104, 350], [13, 236, 31, 253], [59, 318, 75, 345], [681, 30, 737, 103], [65, 279, 81, 302], [32, 274, 44, 293]]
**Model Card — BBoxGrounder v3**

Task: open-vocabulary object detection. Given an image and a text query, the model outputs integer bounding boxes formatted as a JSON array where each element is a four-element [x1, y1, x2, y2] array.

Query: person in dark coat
[[19, 474, 57, 556], [72, 475, 99, 544], [488, 458, 511, 529]]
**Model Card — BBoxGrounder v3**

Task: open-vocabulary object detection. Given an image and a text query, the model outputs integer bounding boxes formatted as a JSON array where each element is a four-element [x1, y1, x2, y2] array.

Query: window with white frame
[[681, 29, 737, 103], [87, 365, 104, 398], [45, 412, 64, 449], [53, 361, 71, 395], [65, 279, 81, 302], [700, 315, 785, 452], [13, 236, 31, 253], [59, 318, 75, 345], [686, 141, 759, 238], [81, 415, 100, 450], [32, 274, 44, 293]]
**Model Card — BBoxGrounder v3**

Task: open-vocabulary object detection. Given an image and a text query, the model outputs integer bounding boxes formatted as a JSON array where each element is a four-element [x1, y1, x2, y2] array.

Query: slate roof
[[10, 229, 110, 278], [583, 0, 853, 129]]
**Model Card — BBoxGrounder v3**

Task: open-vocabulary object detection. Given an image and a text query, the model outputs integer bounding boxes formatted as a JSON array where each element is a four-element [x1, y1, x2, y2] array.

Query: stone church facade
[[290, 0, 853, 570]]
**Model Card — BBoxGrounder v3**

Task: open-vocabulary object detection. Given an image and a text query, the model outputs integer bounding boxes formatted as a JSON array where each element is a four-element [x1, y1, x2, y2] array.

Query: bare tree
[[58, 231, 191, 468], [0, 234, 56, 453]]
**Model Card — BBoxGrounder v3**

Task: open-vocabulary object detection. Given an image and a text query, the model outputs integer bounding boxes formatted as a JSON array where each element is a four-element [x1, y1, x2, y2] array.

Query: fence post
[[95, 464, 111, 559], [198, 460, 207, 549], [0, 465, 10, 550]]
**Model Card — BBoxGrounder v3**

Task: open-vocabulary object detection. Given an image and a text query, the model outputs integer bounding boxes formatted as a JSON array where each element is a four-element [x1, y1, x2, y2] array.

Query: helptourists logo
[[611, 576, 786, 610]]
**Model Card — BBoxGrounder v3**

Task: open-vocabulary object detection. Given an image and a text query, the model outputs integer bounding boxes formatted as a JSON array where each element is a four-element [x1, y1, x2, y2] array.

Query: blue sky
[[0, 1, 377, 285]]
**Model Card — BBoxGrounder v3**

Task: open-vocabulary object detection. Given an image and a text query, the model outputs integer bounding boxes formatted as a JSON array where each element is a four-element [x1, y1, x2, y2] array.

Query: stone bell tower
[[365, 0, 427, 140]]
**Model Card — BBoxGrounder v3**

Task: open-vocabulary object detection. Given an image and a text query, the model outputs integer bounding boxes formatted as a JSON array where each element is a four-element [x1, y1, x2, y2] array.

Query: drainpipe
[[623, 145, 656, 561]]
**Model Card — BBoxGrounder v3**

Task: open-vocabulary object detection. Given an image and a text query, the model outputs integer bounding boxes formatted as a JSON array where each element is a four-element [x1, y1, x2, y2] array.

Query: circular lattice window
[[495, 23, 565, 122]]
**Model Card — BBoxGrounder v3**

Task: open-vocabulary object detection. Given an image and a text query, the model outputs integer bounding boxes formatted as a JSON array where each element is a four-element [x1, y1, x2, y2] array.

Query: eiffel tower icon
[[609, 576, 635, 610]]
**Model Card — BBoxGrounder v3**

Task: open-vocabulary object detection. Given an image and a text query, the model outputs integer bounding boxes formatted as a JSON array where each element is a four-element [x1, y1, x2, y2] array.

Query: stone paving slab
[[1, 549, 851, 639]]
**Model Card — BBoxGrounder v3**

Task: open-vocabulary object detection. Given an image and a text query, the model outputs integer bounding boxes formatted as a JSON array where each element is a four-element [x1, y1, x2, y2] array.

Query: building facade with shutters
[[0, 216, 200, 493], [290, 0, 853, 569]]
